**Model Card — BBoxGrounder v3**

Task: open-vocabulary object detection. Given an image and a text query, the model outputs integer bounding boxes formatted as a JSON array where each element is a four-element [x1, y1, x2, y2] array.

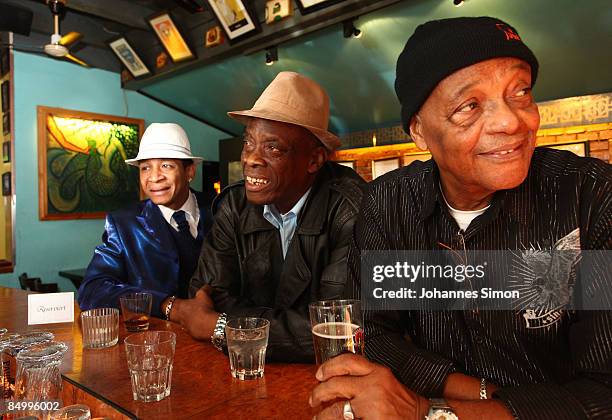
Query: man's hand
[[309, 353, 428, 420], [170, 286, 219, 341]]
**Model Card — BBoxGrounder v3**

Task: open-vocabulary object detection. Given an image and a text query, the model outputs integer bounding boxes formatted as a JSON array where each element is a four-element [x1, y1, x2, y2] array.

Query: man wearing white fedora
[[168, 72, 365, 362], [78, 123, 213, 319]]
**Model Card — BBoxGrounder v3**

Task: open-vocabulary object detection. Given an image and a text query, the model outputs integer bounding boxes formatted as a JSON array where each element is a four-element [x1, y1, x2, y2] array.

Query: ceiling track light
[[265, 46, 278, 66], [343, 19, 362, 39]]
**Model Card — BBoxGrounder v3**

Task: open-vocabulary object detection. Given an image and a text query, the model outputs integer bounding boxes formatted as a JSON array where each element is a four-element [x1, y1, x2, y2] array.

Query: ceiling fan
[[0, 0, 90, 68], [42, 0, 89, 67]]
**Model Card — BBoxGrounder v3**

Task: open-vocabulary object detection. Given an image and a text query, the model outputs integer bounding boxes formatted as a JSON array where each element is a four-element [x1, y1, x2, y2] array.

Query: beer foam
[[311, 322, 360, 339]]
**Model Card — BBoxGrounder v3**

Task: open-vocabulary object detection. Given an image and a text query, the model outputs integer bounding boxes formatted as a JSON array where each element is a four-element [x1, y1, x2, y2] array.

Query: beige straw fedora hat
[[227, 71, 341, 151]]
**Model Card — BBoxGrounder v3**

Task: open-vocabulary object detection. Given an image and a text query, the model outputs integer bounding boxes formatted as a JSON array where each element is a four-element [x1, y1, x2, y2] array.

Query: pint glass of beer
[[308, 300, 364, 364]]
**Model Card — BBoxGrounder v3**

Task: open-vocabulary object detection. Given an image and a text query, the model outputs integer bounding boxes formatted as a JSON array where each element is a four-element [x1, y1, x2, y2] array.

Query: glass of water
[[124, 331, 176, 402], [309, 300, 364, 364], [225, 318, 269, 380], [50, 404, 91, 420]]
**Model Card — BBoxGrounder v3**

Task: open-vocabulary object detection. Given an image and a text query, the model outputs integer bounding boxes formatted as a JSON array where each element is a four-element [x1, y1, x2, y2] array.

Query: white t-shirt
[[441, 190, 490, 231]]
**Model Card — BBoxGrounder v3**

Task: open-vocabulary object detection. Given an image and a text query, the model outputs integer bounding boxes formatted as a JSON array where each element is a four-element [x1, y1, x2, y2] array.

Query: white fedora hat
[[125, 123, 204, 166]]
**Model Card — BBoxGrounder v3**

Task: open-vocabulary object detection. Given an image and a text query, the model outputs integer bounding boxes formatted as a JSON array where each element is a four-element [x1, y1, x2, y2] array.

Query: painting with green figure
[[38, 107, 144, 220]]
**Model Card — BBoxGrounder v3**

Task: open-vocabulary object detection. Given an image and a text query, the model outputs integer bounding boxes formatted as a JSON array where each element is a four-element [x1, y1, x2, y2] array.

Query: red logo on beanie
[[495, 23, 521, 41]]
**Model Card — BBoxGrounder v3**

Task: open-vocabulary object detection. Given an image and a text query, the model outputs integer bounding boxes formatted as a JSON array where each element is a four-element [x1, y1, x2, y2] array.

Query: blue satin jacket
[[77, 191, 212, 317]]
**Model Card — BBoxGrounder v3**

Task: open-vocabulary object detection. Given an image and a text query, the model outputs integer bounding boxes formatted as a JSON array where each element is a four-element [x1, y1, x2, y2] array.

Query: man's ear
[[307, 146, 327, 174], [409, 115, 428, 151], [186, 163, 197, 182]]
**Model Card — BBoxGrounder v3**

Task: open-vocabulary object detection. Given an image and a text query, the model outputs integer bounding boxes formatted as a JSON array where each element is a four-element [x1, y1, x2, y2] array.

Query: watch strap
[[426, 398, 458, 420], [164, 296, 176, 320], [211, 313, 228, 351]]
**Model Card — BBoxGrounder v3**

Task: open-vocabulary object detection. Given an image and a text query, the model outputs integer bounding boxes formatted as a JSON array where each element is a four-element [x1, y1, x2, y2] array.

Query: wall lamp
[[343, 19, 362, 39], [265, 46, 278, 66]]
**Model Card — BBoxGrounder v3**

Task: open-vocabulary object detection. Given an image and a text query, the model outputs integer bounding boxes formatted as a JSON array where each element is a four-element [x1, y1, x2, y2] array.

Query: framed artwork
[[266, 0, 293, 24], [206, 0, 259, 43], [403, 152, 432, 166], [37, 106, 144, 220], [372, 158, 399, 179], [1, 81, 9, 112], [2, 141, 9, 163], [156, 51, 169, 69], [1, 172, 10, 196], [148, 12, 195, 63], [336, 161, 354, 169], [0, 47, 9, 77], [108, 37, 151, 78], [547, 142, 587, 157], [2, 112, 9, 136], [295, 0, 344, 15], [205, 26, 224, 48]]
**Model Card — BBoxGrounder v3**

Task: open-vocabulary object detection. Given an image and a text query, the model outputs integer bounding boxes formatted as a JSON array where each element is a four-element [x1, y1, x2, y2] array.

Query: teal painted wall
[[0, 52, 226, 290]]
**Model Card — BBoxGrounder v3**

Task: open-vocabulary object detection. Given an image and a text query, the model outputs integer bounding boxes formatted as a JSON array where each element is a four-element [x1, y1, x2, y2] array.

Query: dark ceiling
[[4, 0, 612, 137]]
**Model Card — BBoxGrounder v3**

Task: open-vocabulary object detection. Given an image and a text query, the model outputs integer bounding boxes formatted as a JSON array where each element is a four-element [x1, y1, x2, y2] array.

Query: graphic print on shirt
[[508, 228, 581, 329]]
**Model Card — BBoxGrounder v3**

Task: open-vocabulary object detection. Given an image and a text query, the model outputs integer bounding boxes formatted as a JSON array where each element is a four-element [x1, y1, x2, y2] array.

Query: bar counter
[[0, 287, 318, 419]]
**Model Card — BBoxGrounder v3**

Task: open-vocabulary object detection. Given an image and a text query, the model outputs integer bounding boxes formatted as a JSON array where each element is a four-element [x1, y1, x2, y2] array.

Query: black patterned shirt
[[347, 148, 612, 419]]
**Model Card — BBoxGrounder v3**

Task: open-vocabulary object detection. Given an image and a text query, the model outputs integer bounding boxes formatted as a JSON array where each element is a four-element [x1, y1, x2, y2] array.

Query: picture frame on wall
[[1, 172, 10, 196], [2, 112, 9, 136], [295, 0, 344, 15], [1, 81, 9, 112], [148, 12, 195, 63], [0, 47, 9, 77], [547, 142, 587, 157], [37, 106, 144, 220], [372, 158, 399, 179], [108, 37, 151, 78], [2, 141, 9, 163], [206, 0, 260, 43], [402, 152, 432, 166]]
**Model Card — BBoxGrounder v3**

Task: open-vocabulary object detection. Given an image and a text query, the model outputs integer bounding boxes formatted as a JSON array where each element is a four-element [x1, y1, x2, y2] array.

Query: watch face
[[429, 410, 459, 420]]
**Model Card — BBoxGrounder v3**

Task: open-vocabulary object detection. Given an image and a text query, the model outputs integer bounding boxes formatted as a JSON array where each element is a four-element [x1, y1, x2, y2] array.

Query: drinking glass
[[119, 293, 152, 332], [80, 308, 119, 349], [308, 300, 364, 364], [225, 318, 269, 380], [124, 331, 176, 402], [1, 331, 54, 401], [14, 341, 68, 419], [50, 404, 91, 420]]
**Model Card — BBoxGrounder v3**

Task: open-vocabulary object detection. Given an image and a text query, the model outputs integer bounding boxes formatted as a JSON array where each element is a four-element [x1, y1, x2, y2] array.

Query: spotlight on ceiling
[[343, 19, 362, 39], [265, 46, 278, 66], [453, 0, 465, 6]]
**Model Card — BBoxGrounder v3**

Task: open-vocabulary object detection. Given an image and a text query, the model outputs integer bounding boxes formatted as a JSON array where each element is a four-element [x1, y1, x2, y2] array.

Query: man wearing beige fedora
[[168, 72, 365, 362], [79, 123, 213, 319]]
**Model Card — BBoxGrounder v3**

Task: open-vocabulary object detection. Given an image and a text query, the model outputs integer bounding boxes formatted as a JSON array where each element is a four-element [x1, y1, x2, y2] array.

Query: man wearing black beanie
[[310, 16, 611, 420]]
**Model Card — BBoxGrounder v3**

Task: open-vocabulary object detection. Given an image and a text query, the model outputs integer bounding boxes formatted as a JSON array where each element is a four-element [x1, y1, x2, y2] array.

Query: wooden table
[[57, 268, 86, 290], [0, 287, 318, 419]]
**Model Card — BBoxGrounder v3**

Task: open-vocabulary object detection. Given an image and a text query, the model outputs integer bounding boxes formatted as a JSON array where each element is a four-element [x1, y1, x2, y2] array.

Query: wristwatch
[[425, 398, 459, 420], [211, 313, 228, 351], [164, 296, 176, 320]]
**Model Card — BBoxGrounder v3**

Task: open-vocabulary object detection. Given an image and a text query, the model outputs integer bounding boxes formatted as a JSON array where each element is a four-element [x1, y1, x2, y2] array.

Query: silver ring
[[343, 400, 355, 420]]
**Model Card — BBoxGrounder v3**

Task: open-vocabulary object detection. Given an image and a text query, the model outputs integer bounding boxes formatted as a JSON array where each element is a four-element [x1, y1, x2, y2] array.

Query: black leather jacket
[[190, 162, 365, 362]]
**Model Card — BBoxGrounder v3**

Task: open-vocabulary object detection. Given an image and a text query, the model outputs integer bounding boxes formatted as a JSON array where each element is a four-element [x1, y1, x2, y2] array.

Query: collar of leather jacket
[[214, 161, 364, 237]]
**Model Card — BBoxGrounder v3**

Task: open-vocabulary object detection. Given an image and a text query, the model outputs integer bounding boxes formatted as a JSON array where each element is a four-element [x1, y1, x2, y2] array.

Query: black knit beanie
[[395, 16, 539, 133]]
